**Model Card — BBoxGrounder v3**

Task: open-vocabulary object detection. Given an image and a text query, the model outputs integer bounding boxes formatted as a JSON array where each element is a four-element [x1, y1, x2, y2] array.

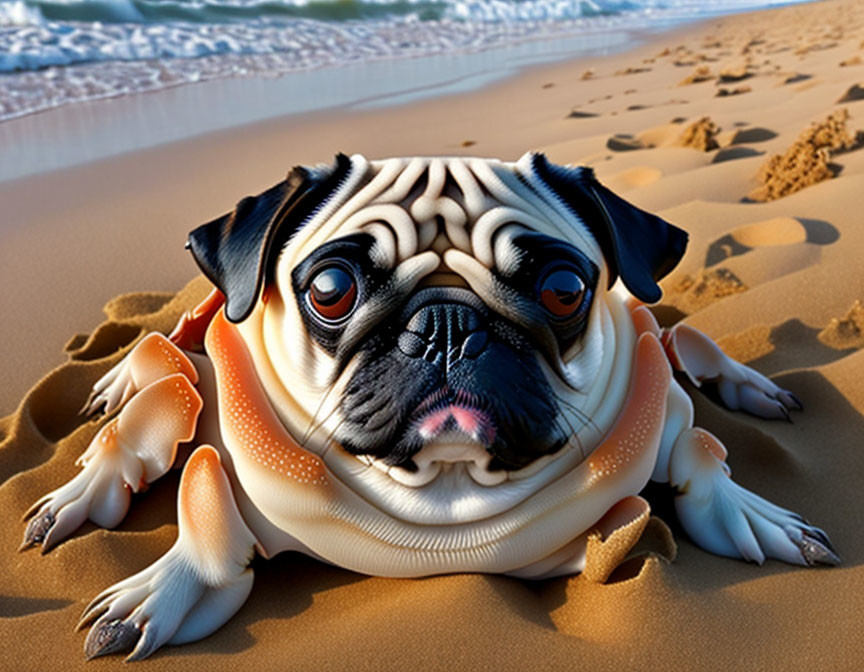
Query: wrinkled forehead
[[281, 154, 604, 271]]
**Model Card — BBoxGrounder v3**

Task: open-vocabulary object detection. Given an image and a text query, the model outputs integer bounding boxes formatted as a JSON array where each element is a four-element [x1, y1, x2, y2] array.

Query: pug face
[[188, 152, 687, 523]]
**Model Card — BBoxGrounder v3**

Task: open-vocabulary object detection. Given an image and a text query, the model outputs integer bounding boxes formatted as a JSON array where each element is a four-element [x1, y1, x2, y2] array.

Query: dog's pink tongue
[[418, 405, 483, 440]]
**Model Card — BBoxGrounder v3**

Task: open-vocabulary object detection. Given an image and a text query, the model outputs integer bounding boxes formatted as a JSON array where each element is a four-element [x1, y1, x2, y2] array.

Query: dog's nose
[[398, 303, 488, 370]]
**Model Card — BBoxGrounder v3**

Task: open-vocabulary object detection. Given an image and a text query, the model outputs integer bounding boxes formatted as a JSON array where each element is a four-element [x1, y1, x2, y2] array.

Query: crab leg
[[662, 323, 802, 420], [22, 373, 202, 551], [669, 427, 839, 566], [83, 332, 199, 417], [168, 287, 225, 352], [80, 445, 258, 661]]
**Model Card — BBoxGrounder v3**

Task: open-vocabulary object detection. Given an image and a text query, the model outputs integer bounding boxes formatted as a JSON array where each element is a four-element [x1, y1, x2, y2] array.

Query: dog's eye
[[538, 268, 586, 319], [308, 265, 357, 322]]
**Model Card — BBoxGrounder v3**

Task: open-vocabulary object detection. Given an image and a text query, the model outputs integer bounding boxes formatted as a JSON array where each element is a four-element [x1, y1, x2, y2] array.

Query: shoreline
[[0, 18, 692, 183]]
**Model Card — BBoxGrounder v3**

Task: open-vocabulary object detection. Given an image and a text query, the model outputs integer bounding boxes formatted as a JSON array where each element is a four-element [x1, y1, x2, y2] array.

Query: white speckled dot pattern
[[586, 334, 670, 485], [207, 310, 328, 486]]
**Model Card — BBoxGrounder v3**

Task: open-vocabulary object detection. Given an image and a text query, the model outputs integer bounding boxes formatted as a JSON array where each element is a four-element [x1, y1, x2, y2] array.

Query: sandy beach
[[2, 0, 864, 668]]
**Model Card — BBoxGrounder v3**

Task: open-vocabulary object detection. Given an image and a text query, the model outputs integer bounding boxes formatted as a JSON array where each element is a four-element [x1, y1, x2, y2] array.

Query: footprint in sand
[[665, 217, 840, 322], [704, 216, 839, 267], [607, 117, 722, 153], [606, 134, 645, 151], [566, 109, 600, 119], [715, 85, 752, 97], [780, 72, 812, 85]]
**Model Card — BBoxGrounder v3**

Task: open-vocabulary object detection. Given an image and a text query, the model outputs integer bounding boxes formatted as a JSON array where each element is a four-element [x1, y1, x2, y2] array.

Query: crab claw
[[662, 323, 801, 420], [670, 427, 839, 567], [79, 446, 258, 661], [23, 373, 202, 552], [82, 332, 198, 417]]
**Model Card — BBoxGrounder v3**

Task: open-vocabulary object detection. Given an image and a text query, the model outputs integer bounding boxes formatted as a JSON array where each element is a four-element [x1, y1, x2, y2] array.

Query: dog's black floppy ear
[[531, 153, 688, 303], [187, 153, 353, 323]]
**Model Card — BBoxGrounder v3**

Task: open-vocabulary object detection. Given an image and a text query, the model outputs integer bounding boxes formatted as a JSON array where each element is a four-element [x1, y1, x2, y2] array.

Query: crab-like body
[[21, 154, 837, 661]]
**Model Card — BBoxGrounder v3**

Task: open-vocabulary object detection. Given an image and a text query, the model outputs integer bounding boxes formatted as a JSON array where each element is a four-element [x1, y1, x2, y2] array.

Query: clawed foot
[[677, 476, 839, 566], [23, 374, 202, 552], [706, 377, 802, 422], [78, 446, 258, 661], [671, 428, 839, 567], [82, 333, 198, 417], [82, 358, 134, 417], [663, 323, 803, 421], [79, 548, 254, 661], [21, 420, 136, 552]]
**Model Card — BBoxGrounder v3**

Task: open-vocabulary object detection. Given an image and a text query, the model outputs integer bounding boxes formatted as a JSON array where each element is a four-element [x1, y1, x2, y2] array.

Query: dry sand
[[2, 0, 864, 669]]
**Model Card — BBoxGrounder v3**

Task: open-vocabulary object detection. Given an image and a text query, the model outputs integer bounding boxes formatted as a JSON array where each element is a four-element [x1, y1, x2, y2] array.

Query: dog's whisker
[[302, 403, 341, 449], [552, 392, 601, 437], [552, 399, 587, 462], [302, 404, 337, 448], [302, 381, 341, 446]]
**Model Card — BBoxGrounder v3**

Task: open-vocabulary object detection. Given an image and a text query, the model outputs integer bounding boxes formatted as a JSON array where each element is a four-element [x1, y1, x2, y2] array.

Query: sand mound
[[615, 66, 651, 76], [747, 109, 860, 202], [837, 82, 864, 102], [664, 268, 747, 313], [715, 324, 776, 363], [718, 63, 753, 82], [678, 66, 713, 86], [730, 217, 808, 247], [818, 300, 864, 349], [677, 116, 720, 151]]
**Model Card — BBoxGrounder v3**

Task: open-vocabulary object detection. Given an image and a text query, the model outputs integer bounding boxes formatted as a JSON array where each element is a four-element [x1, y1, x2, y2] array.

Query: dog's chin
[[354, 429, 566, 489], [323, 430, 581, 525], [393, 431, 506, 487]]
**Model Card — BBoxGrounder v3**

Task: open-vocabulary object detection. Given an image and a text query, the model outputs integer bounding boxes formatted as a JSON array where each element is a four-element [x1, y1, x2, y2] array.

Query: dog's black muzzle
[[337, 287, 568, 473], [396, 288, 489, 373]]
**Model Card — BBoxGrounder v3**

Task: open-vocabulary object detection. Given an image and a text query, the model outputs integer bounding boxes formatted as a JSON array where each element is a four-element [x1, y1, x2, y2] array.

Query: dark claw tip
[[799, 532, 841, 567], [788, 392, 804, 411], [84, 619, 141, 661], [22, 511, 55, 550]]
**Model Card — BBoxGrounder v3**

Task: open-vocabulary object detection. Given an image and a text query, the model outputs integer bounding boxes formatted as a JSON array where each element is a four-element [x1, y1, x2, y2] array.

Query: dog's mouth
[[354, 387, 522, 488], [412, 387, 496, 447]]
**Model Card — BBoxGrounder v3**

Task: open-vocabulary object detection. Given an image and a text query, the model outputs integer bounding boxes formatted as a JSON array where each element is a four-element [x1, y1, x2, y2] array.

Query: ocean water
[[0, 0, 810, 121]]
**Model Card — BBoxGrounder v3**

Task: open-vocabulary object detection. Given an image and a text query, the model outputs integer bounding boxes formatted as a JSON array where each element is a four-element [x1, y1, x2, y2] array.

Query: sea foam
[[0, 0, 811, 121]]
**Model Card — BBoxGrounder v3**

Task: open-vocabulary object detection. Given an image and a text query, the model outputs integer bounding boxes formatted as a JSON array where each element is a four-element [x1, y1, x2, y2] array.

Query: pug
[[21, 153, 838, 661]]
